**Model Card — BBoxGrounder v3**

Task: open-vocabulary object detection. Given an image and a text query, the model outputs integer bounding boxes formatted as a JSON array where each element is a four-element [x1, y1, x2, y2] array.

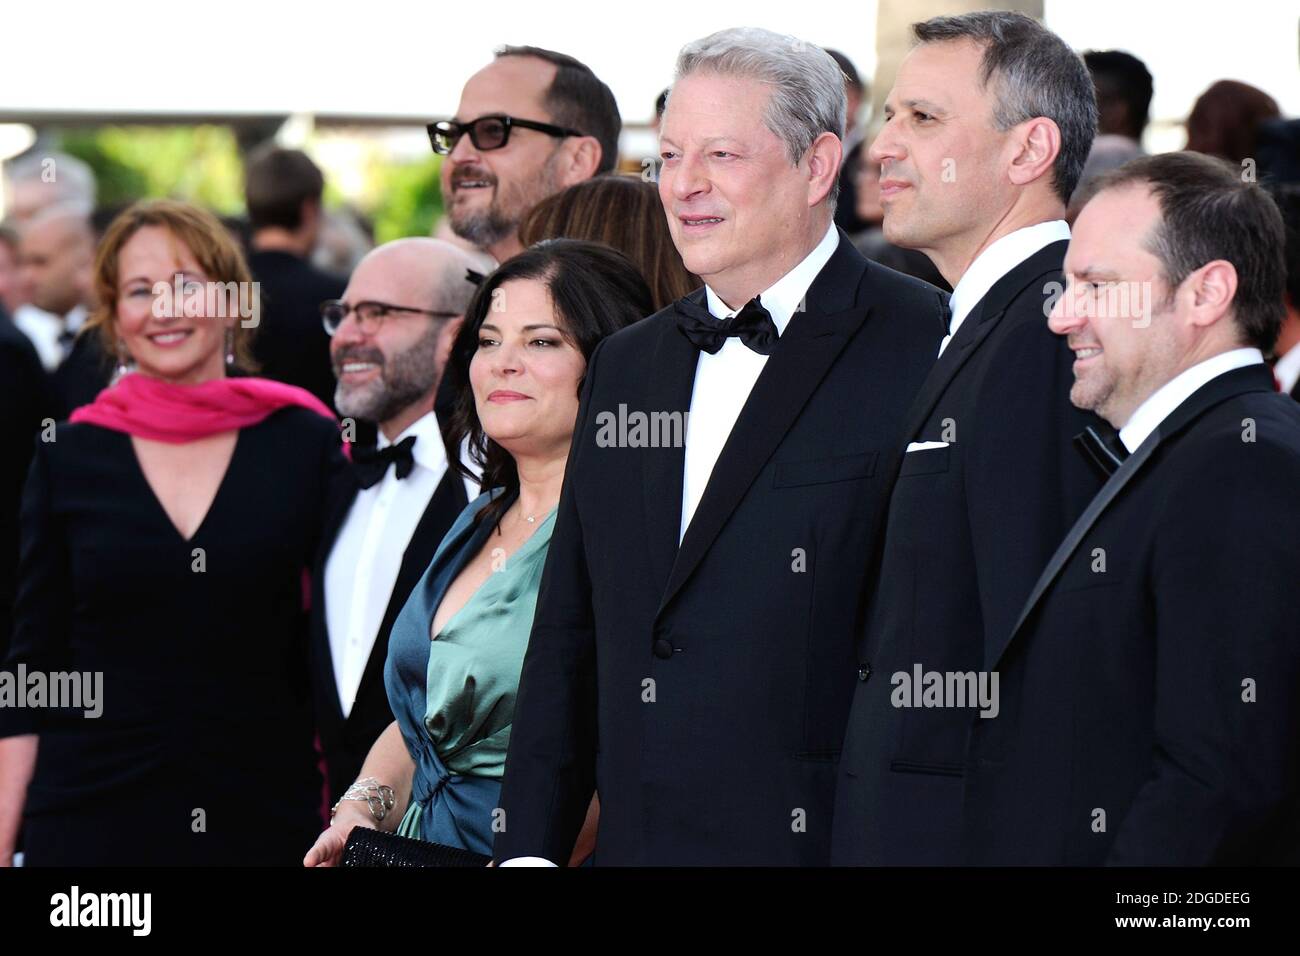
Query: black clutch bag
[[341, 827, 492, 868]]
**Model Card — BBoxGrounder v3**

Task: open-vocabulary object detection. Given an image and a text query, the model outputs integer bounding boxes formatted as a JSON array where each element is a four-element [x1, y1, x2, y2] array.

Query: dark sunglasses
[[427, 114, 586, 155]]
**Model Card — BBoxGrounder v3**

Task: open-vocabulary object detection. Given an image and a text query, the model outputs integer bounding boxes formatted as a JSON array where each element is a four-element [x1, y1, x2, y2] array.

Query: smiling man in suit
[[311, 238, 483, 804], [832, 11, 1104, 865], [493, 27, 945, 866], [964, 152, 1300, 865]]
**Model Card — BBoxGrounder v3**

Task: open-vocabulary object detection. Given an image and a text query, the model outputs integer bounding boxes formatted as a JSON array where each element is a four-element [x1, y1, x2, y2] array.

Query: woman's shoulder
[[252, 405, 341, 446], [38, 419, 126, 461]]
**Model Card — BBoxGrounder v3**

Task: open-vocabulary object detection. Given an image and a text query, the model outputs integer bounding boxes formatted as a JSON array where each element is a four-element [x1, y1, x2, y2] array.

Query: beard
[[448, 152, 561, 250], [333, 321, 444, 425]]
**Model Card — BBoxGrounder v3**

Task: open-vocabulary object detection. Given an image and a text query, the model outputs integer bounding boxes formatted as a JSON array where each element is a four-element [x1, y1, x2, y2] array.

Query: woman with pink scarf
[[0, 200, 345, 866]]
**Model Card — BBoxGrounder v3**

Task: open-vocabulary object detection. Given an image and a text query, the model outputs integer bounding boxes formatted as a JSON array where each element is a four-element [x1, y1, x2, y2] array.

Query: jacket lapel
[[996, 364, 1276, 667], [655, 236, 868, 619], [345, 467, 470, 724], [641, 295, 703, 599], [897, 240, 1068, 447], [313, 467, 363, 725]]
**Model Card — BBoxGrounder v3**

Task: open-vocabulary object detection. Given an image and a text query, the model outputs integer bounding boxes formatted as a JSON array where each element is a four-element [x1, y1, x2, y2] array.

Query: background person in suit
[[311, 238, 484, 805], [0, 314, 59, 662], [966, 151, 1300, 865], [303, 241, 652, 865], [244, 145, 346, 412], [493, 27, 945, 867], [13, 203, 110, 412], [832, 11, 1103, 866]]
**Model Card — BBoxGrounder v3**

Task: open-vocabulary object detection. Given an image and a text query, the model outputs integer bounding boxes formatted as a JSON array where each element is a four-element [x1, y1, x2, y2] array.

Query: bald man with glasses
[[309, 238, 489, 806]]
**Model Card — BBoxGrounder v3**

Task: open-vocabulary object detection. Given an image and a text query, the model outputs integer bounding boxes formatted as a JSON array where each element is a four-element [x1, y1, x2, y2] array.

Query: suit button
[[858, 663, 871, 681], [653, 639, 674, 660]]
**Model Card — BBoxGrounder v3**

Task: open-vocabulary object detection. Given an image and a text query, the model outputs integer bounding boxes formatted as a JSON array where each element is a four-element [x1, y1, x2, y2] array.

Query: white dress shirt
[[1273, 341, 1300, 396], [324, 411, 449, 717], [1118, 347, 1265, 454], [679, 222, 840, 541], [14, 303, 87, 371], [940, 220, 1071, 358]]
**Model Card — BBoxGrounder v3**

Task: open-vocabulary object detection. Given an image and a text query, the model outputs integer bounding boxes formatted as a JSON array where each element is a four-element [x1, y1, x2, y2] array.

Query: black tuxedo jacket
[[832, 239, 1105, 865], [493, 234, 946, 865], [1, 317, 61, 660], [309, 436, 468, 803], [53, 329, 111, 414], [964, 365, 1300, 865]]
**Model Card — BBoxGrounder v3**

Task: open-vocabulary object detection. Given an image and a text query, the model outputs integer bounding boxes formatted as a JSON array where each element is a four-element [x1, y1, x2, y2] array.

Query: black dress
[[1, 407, 346, 865]]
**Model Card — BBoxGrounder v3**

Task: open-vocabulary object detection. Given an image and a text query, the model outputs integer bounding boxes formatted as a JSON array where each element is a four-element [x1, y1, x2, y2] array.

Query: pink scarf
[[70, 372, 338, 441], [72, 373, 345, 618]]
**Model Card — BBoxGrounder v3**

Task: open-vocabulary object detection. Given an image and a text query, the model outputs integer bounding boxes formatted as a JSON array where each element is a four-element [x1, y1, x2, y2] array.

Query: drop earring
[[114, 343, 131, 382], [224, 328, 235, 368]]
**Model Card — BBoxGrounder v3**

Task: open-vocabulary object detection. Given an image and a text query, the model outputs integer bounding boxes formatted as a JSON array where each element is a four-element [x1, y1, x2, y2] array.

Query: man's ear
[[805, 131, 843, 207], [1185, 259, 1239, 330], [1007, 116, 1061, 189], [557, 137, 604, 187]]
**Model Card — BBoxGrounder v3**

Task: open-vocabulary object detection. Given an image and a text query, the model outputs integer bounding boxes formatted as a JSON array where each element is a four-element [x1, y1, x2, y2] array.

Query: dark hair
[[1185, 80, 1281, 165], [913, 11, 1098, 204], [1269, 184, 1300, 315], [654, 88, 669, 119], [494, 45, 622, 175], [1090, 151, 1286, 352], [447, 239, 653, 528], [518, 175, 698, 311], [0, 222, 18, 253], [824, 48, 863, 92], [243, 145, 325, 231], [1082, 50, 1153, 142]]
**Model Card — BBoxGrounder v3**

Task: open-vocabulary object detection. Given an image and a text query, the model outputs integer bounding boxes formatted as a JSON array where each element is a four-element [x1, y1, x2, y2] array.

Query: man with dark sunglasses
[[432, 46, 620, 264]]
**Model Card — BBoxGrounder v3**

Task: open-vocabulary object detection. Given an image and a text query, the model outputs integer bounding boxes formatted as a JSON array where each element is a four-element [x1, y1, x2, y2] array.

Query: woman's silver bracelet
[[331, 776, 396, 823]]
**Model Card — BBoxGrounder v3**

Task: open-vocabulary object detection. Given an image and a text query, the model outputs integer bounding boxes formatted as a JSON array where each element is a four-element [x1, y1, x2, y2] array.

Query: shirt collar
[[1273, 340, 1300, 394], [377, 410, 447, 474], [703, 221, 839, 334], [1118, 347, 1266, 453], [948, 220, 1070, 336]]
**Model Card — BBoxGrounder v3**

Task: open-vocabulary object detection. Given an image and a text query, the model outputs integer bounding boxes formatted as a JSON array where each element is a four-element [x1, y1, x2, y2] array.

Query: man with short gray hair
[[496, 27, 945, 865], [833, 11, 1105, 865]]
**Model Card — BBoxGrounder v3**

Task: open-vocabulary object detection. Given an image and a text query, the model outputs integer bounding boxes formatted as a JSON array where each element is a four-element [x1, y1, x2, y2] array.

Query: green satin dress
[[385, 494, 557, 854]]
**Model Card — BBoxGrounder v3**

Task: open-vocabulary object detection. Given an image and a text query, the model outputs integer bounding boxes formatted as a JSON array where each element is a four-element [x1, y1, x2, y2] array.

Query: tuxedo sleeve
[[1107, 437, 1300, 864], [493, 339, 607, 864], [965, 309, 1099, 650], [0, 439, 73, 738]]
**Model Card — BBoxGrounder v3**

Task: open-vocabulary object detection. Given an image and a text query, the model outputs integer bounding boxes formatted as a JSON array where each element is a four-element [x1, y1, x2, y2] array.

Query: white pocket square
[[905, 441, 950, 452]]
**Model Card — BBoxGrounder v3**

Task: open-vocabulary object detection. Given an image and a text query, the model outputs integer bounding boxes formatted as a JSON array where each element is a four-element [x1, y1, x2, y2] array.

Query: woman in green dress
[[305, 240, 652, 866]]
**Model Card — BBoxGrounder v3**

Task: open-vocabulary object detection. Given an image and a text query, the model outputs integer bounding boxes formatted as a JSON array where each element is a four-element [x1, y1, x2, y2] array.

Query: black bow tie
[[353, 436, 417, 488], [1073, 424, 1130, 478], [675, 294, 779, 356]]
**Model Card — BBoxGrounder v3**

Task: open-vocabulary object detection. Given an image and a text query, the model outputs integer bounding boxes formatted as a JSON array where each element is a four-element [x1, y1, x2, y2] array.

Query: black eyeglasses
[[321, 299, 459, 336], [427, 115, 586, 155]]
